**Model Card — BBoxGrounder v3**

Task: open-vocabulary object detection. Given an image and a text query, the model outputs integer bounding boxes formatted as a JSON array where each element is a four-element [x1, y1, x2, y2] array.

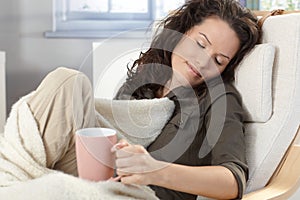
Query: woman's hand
[[111, 139, 167, 185], [111, 140, 239, 199]]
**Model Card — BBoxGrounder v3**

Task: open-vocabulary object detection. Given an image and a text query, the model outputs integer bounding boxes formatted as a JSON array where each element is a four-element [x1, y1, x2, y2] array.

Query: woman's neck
[[156, 77, 183, 98]]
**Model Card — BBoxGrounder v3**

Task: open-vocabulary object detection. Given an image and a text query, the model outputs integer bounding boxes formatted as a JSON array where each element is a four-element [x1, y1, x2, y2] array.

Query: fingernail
[[111, 143, 121, 152], [108, 176, 122, 182]]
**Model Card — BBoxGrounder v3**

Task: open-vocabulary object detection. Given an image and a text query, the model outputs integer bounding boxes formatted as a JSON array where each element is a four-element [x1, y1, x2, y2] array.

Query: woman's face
[[171, 16, 240, 87]]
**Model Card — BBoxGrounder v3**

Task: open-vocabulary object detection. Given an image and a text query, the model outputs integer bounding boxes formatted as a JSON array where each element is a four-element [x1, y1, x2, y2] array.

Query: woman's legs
[[27, 67, 98, 176]]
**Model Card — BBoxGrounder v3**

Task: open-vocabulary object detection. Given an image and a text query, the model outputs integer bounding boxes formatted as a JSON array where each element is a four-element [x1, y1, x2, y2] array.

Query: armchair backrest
[[245, 13, 300, 193]]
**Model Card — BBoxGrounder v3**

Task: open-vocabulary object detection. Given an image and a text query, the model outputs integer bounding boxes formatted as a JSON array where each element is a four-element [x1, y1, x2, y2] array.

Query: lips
[[186, 61, 202, 78]]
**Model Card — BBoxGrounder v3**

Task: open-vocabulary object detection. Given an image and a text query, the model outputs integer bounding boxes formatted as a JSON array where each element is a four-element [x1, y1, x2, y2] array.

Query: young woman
[[112, 0, 260, 199], [26, 0, 259, 199]]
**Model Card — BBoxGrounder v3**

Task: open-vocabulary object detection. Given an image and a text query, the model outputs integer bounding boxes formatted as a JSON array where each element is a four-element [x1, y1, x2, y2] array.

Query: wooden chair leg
[[243, 126, 300, 200]]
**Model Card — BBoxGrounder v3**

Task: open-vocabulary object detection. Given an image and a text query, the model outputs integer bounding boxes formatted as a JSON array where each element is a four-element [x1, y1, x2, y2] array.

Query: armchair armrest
[[243, 126, 300, 200]]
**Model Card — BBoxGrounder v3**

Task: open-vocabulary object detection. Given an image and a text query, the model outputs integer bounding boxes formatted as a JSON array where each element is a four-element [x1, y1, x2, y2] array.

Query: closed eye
[[196, 41, 205, 49], [215, 58, 222, 66]]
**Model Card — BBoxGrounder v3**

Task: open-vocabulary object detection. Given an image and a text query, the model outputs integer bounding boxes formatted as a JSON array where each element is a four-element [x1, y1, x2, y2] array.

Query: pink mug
[[75, 128, 117, 181]]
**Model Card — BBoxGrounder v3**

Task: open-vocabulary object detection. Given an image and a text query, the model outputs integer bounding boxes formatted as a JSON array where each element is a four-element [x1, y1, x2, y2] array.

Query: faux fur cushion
[[94, 97, 175, 147]]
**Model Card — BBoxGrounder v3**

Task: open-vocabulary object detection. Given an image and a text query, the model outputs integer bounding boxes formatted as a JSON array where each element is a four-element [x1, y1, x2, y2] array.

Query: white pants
[[27, 67, 99, 176]]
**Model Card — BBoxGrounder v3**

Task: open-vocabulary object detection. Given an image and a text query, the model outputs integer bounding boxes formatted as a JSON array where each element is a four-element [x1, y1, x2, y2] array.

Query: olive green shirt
[[115, 81, 248, 200]]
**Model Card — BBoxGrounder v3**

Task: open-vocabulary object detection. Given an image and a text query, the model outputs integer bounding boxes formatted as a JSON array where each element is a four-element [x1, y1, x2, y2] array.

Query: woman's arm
[[153, 163, 238, 199], [113, 141, 239, 199]]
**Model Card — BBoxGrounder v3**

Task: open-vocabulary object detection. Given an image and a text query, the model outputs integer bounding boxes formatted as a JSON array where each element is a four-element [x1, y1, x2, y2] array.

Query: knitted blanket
[[0, 92, 175, 199]]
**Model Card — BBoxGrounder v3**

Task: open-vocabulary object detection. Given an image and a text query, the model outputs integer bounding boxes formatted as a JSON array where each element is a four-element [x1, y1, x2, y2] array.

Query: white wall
[[0, 0, 147, 114], [0, 0, 90, 112], [0, 51, 5, 132]]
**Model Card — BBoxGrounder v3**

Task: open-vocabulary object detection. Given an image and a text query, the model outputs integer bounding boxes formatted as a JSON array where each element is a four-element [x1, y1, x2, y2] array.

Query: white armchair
[[241, 12, 300, 199], [0, 51, 6, 133]]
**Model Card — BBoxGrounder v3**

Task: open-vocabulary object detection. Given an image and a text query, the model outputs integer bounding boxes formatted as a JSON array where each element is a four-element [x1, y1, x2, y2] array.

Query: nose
[[195, 48, 212, 69]]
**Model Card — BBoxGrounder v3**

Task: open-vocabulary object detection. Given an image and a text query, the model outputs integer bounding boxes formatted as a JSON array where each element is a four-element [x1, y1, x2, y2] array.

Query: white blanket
[[0, 92, 175, 199]]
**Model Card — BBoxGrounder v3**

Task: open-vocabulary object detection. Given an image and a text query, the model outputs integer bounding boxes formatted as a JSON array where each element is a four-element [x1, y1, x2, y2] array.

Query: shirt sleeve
[[204, 91, 248, 199]]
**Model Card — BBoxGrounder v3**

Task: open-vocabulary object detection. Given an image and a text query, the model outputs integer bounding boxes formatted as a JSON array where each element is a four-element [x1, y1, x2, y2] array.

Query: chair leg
[[243, 126, 300, 200]]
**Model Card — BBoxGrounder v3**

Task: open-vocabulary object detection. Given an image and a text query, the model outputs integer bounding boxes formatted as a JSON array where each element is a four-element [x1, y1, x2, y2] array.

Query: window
[[45, 0, 185, 38], [240, 0, 300, 11], [68, 0, 152, 20], [260, 0, 300, 10]]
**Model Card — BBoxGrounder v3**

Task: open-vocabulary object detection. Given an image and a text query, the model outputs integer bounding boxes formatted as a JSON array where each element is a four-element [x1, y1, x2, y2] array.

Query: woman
[[112, 0, 260, 199], [26, 0, 259, 199]]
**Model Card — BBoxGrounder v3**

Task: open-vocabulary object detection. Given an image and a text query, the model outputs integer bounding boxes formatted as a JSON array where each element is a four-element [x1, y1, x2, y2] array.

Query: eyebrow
[[199, 32, 231, 60]]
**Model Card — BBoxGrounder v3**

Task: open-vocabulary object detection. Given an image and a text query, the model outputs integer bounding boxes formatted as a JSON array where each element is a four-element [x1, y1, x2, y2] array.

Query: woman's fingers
[[115, 144, 146, 158], [116, 165, 144, 175], [109, 175, 123, 182], [115, 157, 133, 168], [116, 168, 131, 176], [118, 138, 129, 144], [120, 174, 143, 185], [111, 139, 129, 152], [113, 143, 167, 186]]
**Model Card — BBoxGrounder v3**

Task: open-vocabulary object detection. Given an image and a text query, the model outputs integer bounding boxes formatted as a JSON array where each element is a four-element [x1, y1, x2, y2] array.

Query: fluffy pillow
[[234, 43, 275, 122]]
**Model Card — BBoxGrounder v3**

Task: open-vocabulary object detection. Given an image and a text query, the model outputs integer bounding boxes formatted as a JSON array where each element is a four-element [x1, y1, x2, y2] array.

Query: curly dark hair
[[122, 0, 260, 99]]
